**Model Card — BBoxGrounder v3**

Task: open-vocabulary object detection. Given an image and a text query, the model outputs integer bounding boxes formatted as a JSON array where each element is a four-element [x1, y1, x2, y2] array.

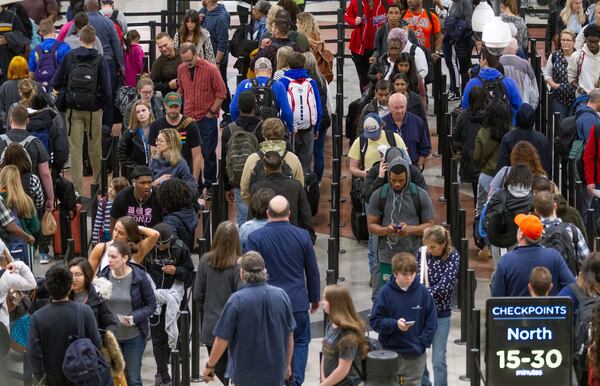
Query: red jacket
[[344, 0, 391, 55], [177, 58, 227, 121], [583, 124, 600, 185]]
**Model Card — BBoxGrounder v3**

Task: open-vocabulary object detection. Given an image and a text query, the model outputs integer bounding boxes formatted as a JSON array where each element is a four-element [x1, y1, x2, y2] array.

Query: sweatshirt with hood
[[52, 47, 112, 113], [148, 157, 196, 193], [462, 67, 523, 120], [240, 140, 305, 203], [163, 209, 199, 249], [27, 106, 69, 173], [568, 45, 600, 95], [496, 103, 552, 175], [367, 157, 434, 264], [370, 276, 437, 355], [200, 4, 230, 62]]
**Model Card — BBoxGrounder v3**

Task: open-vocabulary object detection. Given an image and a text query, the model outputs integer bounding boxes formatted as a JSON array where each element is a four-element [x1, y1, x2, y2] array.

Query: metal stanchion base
[[438, 197, 447, 202], [340, 197, 347, 203], [432, 152, 441, 158], [454, 339, 466, 346], [338, 276, 346, 282], [437, 174, 444, 179], [459, 375, 470, 382], [340, 249, 346, 254]]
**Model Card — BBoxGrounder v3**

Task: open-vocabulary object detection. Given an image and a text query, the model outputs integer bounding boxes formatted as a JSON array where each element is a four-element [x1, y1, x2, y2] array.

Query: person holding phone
[[370, 252, 437, 386]]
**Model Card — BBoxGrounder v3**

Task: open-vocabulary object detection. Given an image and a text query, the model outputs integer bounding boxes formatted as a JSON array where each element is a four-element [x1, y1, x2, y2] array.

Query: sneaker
[[448, 90, 461, 101], [39, 253, 49, 265]]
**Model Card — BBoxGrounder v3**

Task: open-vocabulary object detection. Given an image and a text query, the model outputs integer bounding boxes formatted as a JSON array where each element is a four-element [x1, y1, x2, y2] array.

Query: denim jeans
[[552, 97, 570, 120], [313, 124, 328, 181], [294, 128, 314, 171], [233, 187, 248, 226], [443, 42, 461, 94], [367, 233, 377, 274], [197, 117, 218, 191], [291, 311, 311, 386], [421, 316, 451, 386], [119, 334, 147, 386]]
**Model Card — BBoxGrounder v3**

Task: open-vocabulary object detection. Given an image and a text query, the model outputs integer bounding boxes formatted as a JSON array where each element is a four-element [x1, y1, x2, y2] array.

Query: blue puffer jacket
[[462, 67, 523, 120], [98, 262, 157, 339], [148, 157, 196, 192]]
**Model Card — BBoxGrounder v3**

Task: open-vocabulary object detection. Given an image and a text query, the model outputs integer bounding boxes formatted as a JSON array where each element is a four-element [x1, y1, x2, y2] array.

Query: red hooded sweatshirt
[[344, 0, 392, 55]]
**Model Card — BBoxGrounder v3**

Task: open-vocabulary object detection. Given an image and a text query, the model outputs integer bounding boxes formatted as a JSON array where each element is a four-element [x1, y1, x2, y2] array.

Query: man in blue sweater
[[200, 0, 232, 122], [246, 195, 320, 386], [229, 57, 294, 131], [370, 252, 437, 386], [279, 52, 322, 170], [491, 214, 576, 297], [575, 88, 600, 143]]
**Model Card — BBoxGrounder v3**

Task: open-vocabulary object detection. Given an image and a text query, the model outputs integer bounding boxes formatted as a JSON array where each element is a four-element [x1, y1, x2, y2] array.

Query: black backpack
[[62, 305, 113, 386], [478, 75, 509, 105], [484, 190, 531, 248], [251, 78, 278, 119], [555, 109, 592, 159], [540, 222, 580, 276], [570, 283, 598, 386], [66, 55, 103, 111], [352, 335, 383, 382], [55, 175, 77, 214], [248, 150, 294, 188]]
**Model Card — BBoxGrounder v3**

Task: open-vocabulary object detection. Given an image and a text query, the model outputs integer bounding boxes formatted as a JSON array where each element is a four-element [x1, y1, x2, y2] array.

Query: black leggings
[[352, 50, 374, 93]]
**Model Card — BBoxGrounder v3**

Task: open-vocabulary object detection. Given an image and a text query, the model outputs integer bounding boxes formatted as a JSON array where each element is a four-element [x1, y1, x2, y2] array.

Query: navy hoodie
[[462, 67, 523, 120], [370, 276, 437, 355], [200, 4, 230, 62]]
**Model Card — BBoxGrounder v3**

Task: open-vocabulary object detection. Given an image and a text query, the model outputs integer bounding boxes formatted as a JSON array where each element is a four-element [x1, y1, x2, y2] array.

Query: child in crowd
[[320, 284, 368, 385], [528, 266, 553, 297], [124, 30, 144, 87], [91, 177, 129, 246], [390, 53, 426, 106], [370, 252, 437, 386]]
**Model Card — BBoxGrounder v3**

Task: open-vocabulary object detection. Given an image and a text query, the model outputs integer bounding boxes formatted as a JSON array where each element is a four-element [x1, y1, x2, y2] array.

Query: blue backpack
[[62, 305, 113, 386], [34, 41, 60, 93]]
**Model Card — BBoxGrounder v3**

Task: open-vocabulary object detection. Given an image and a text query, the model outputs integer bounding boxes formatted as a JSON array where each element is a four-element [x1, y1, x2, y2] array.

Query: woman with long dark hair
[[472, 102, 512, 213], [173, 9, 215, 63], [194, 221, 241, 386]]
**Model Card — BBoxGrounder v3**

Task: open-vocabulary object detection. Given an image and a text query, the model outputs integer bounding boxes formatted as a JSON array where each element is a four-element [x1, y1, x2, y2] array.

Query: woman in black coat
[[68, 257, 117, 330], [453, 85, 487, 197]]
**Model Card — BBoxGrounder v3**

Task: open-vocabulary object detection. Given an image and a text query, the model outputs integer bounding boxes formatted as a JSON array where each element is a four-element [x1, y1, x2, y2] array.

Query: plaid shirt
[[177, 58, 227, 121], [0, 196, 14, 228], [541, 217, 590, 262]]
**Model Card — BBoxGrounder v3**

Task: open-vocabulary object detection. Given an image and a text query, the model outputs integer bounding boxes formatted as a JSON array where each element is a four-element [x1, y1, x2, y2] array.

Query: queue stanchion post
[[236, 56, 245, 85], [191, 294, 201, 381], [327, 237, 339, 284], [180, 310, 190, 386], [540, 79, 548, 136], [456, 238, 469, 345], [435, 88, 448, 159], [596, 236, 600, 252], [568, 158, 576, 207], [149, 21, 157, 64], [529, 39, 537, 68], [89, 183, 99, 227], [201, 209, 211, 248], [171, 349, 180, 386], [439, 93, 449, 201], [575, 180, 583, 214], [324, 269, 335, 333], [111, 136, 120, 178], [459, 269, 476, 382], [561, 157, 568, 199], [458, 208, 467, 240], [553, 112, 561, 185], [160, 10, 167, 32], [470, 309, 482, 386], [100, 158, 108, 196], [587, 209, 596, 242]]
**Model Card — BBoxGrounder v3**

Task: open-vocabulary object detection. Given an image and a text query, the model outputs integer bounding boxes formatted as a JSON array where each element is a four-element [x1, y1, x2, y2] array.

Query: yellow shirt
[[347, 132, 407, 170]]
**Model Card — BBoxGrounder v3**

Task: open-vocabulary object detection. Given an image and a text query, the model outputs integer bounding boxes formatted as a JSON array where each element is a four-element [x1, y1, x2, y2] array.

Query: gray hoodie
[[367, 157, 434, 264]]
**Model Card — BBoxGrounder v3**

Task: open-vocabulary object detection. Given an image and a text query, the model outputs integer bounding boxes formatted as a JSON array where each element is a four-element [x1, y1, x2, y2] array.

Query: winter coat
[[344, 0, 391, 55], [143, 238, 194, 290], [454, 108, 485, 183], [0, 261, 36, 328], [472, 126, 501, 176], [162, 209, 199, 250], [85, 277, 118, 330], [100, 330, 126, 378], [98, 262, 157, 339]]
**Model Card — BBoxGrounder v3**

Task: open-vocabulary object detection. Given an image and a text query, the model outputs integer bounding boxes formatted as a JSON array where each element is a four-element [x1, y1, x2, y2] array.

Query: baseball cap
[[255, 57, 272, 70], [164, 92, 182, 107], [154, 223, 174, 246], [514, 214, 543, 240], [239, 252, 266, 273], [362, 113, 383, 140]]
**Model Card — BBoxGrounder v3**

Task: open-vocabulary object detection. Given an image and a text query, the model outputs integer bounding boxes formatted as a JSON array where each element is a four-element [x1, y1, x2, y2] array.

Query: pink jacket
[[124, 44, 145, 87]]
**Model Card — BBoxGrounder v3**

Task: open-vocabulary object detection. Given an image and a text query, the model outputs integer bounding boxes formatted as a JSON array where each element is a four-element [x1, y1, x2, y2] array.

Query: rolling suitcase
[[52, 203, 87, 258]]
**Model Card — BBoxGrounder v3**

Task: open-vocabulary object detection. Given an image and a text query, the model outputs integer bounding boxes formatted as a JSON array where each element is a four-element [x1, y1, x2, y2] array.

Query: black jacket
[[117, 127, 150, 179], [27, 107, 69, 173], [495, 104, 552, 175], [250, 172, 313, 232], [143, 238, 195, 289], [83, 279, 118, 331], [454, 108, 485, 183], [546, 0, 566, 54], [51, 47, 112, 112]]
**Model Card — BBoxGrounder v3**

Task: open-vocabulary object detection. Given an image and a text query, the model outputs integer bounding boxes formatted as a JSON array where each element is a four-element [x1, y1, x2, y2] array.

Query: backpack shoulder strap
[[409, 182, 422, 223], [425, 8, 434, 27], [228, 122, 242, 135], [76, 303, 84, 338], [0, 269, 5, 279], [359, 135, 367, 169], [251, 78, 259, 89], [20, 135, 36, 149], [110, 10, 119, 22], [384, 130, 397, 147], [410, 43, 417, 57], [378, 183, 390, 217]]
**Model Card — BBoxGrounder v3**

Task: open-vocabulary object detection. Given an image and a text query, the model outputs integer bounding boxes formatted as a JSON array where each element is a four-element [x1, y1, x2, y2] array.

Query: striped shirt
[[91, 198, 112, 246]]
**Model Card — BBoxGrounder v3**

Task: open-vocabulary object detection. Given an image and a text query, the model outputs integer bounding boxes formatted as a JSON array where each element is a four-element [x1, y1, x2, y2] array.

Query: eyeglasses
[[561, 39, 574, 42]]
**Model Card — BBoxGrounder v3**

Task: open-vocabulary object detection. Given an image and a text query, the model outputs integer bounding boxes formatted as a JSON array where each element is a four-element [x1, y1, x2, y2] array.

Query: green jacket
[[0, 192, 39, 236], [472, 127, 500, 176]]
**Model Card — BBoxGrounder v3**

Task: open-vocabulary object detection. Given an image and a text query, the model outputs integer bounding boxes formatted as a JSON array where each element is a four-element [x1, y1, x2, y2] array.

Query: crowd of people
[[0, 0, 600, 385]]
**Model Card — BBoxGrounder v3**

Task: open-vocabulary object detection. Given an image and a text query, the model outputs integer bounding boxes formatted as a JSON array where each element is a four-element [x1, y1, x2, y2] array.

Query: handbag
[[41, 210, 57, 236]]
